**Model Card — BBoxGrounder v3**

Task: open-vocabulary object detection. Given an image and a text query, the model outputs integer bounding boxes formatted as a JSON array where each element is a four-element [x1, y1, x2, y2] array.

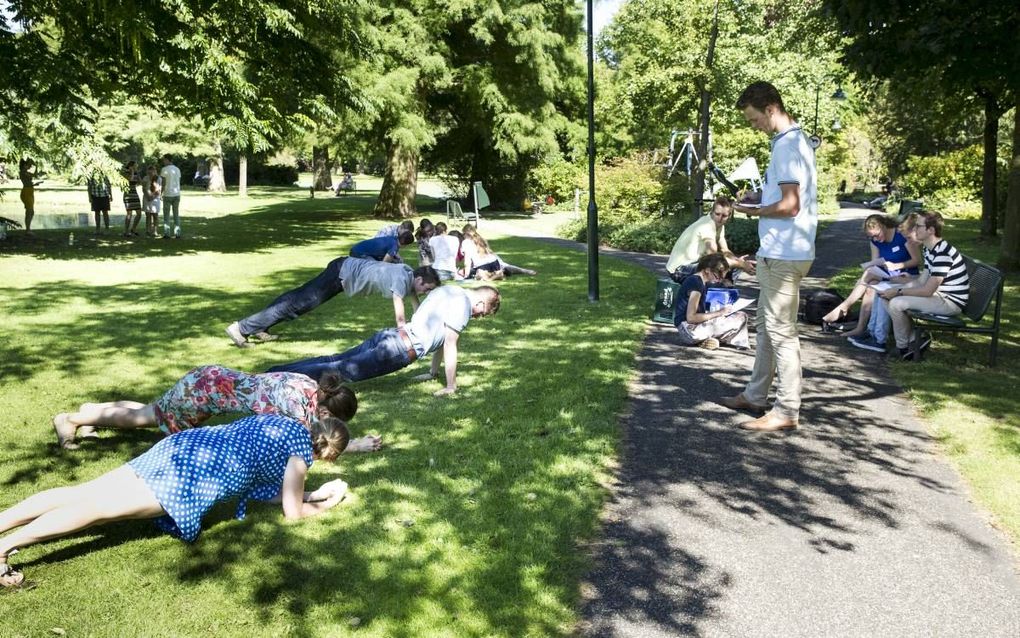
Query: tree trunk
[[999, 103, 1020, 271], [238, 154, 248, 197], [980, 92, 1001, 237], [692, 0, 721, 211], [373, 141, 418, 219], [207, 140, 226, 193], [312, 146, 332, 191]]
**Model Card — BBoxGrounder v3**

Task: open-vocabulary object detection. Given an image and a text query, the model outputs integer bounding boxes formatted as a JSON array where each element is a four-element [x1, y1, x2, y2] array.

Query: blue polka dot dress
[[128, 414, 314, 542]]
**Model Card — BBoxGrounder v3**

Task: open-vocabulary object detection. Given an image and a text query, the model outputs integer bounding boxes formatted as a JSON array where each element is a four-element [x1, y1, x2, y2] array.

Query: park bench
[[907, 255, 1005, 366]]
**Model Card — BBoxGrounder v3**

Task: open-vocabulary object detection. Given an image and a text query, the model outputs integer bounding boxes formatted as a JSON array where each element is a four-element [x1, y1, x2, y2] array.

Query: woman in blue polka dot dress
[[0, 414, 349, 589], [52, 365, 381, 454]]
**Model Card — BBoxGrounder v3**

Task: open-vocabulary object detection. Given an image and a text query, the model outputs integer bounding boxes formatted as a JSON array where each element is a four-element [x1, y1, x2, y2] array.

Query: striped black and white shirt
[[925, 239, 969, 309]]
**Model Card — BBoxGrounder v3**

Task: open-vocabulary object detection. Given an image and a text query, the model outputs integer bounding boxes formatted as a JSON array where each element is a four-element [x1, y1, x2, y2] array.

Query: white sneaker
[[225, 322, 249, 348]]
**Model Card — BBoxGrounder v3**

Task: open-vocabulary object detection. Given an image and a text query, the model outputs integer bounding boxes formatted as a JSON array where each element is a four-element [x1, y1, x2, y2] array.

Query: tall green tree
[[822, 0, 1020, 267], [341, 0, 583, 218]]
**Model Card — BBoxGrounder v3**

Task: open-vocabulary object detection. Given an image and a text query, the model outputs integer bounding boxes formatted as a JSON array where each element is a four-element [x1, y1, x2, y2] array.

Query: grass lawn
[[828, 218, 1020, 544], [0, 185, 654, 636]]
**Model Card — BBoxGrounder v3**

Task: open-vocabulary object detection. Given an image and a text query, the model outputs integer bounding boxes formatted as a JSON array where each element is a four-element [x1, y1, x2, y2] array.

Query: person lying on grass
[[459, 225, 537, 280], [53, 365, 382, 453], [1, 414, 348, 589], [674, 252, 751, 350], [267, 285, 501, 397]]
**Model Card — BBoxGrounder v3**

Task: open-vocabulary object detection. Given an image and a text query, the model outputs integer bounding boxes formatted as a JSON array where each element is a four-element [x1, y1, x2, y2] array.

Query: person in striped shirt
[[879, 211, 968, 359]]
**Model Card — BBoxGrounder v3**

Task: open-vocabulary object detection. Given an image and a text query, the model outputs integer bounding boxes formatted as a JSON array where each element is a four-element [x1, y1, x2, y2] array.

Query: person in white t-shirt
[[159, 154, 183, 239], [267, 285, 501, 396], [722, 81, 817, 432], [429, 222, 461, 281]]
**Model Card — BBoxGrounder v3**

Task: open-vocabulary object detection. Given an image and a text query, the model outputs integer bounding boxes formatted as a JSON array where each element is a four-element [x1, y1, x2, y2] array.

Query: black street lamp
[[585, 0, 599, 302], [809, 85, 847, 149]]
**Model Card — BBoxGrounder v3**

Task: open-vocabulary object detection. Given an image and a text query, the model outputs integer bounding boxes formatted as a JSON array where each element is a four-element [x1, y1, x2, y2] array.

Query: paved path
[[487, 211, 1020, 637]]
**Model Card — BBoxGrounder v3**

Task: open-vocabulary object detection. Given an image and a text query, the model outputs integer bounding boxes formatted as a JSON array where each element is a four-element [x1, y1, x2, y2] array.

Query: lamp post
[[809, 85, 847, 149], [585, 0, 599, 302]]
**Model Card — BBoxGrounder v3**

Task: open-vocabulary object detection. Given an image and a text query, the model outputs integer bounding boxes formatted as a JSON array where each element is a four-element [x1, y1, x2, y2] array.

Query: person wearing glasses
[[665, 196, 756, 284], [876, 211, 968, 360]]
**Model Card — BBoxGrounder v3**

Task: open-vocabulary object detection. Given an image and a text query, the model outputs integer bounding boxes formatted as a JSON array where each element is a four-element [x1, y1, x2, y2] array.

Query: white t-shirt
[[404, 286, 471, 357], [665, 214, 723, 272], [339, 258, 413, 298], [758, 124, 817, 260], [160, 164, 182, 197], [461, 238, 498, 270], [429, 235, 460, 272]]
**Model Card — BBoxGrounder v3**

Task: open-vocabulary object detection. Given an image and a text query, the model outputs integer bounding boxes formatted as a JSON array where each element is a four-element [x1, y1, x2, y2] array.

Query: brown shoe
[[719, 393, 768, 415], [740, 412, 798, 432]]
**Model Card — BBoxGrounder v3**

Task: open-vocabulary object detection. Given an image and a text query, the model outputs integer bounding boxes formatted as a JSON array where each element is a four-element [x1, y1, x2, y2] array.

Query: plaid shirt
[[87, 176, 111, 198]]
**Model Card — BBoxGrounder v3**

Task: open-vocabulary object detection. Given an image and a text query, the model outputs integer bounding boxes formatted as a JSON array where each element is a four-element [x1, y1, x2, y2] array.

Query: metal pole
[[813, 85, 820, 134], [586, 0, 599, 302]]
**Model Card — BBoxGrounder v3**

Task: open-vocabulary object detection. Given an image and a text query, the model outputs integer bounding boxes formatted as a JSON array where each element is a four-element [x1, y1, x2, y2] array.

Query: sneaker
[[848, 335, 886, 353], [225, 322, 249, 348], [700, 337, 720, 350]]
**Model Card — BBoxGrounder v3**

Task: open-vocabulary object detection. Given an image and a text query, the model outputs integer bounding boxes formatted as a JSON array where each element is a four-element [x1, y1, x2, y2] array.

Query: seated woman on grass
[[52, 365, 381, 453], [0, 413, 349, 589], [821, 213, 921, 336], [460, 224, 537, 280], [674, 253, 750, 350]]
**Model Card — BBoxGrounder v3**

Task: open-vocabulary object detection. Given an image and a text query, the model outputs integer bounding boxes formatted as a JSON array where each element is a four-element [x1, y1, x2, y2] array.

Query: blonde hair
[[462, 225, 493, 256]]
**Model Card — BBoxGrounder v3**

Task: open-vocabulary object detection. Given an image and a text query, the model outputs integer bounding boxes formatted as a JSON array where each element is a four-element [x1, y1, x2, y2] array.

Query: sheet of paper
[[864, 265, 890, 281], [870, 281, 895, 292], [724, 297, 755, 315]]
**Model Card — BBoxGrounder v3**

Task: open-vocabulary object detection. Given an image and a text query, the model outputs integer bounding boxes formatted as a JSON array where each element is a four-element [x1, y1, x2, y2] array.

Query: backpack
[[800, 288, 852, 325]]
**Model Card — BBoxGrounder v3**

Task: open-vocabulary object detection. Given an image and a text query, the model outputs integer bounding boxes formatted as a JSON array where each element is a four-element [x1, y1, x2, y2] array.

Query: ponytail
[[316, 372, 358, 422]]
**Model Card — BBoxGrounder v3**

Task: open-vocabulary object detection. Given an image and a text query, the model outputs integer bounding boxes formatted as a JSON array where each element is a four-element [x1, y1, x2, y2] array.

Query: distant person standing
[[18, 158, 43, 235], [121, 161, 143, 237], [722, 81, 817, 432], [159, 154, 182, 239], [87, 172, 113, 235], [142, 165, 162, 237]]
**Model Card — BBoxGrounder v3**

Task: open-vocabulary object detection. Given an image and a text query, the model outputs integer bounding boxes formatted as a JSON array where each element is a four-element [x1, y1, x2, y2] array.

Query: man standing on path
[[722, 81, 817, 431], [226, 261, 440, 347], [159, 154, 182, 239], [267, 285, 501, 396], [878, 210, 968, 360]]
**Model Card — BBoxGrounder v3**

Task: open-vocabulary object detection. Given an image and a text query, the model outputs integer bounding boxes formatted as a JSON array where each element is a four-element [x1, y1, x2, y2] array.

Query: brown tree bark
[[692, 0, 721, 212], [238, 154, 248, 197], [979, 91, 1001, 237], [312, 146, 333, 191], [373, 141, 418, 219], [998, 102, 1020, 271], [207, 140, 227, 193]]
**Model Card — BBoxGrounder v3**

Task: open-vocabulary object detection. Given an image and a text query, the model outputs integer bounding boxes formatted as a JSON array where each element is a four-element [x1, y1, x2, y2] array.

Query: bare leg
[[24, 207, 34, 234], [0, 466, 163, 565], [54, 402, 157, 449], [821, 278, 869, 324], [94, 211, 101, 234], [844, 288, 876, 338]]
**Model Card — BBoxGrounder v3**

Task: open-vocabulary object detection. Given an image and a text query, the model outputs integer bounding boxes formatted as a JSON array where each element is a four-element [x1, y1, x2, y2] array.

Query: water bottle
[[69, 232, 74, 246]]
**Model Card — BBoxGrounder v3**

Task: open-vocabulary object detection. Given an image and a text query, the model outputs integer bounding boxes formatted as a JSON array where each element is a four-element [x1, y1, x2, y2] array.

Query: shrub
[[528, 159, 583, 202], [558, 213, 760, 257], [899, 145, 982, 206]]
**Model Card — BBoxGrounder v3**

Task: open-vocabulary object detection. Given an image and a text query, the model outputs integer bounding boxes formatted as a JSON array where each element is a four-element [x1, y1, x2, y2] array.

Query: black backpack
[[800, 288, 853, 325]]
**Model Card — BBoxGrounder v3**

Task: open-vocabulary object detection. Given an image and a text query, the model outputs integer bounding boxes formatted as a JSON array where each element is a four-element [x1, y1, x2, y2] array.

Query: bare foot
[[821, 306, 847, 324], [53, 413, 79, 450], [0, 562, 25, 588], [345, 435, 382, 453]]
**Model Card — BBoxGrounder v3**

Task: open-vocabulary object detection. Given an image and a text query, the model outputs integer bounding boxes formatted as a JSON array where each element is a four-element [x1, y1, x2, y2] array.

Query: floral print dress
[[153, 365, 318, 435]]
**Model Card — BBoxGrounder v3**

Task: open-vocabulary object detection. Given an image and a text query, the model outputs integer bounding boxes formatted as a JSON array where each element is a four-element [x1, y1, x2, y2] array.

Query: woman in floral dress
[[52, 365, 379, 452], [2, 413, 348, 589]]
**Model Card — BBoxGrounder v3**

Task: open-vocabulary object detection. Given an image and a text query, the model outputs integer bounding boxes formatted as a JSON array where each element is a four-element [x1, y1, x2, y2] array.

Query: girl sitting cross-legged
[[674, 253, 750, 350]]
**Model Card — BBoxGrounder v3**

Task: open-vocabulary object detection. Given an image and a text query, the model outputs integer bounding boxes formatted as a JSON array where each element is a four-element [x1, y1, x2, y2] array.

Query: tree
[[821, 0, 1020, 267]]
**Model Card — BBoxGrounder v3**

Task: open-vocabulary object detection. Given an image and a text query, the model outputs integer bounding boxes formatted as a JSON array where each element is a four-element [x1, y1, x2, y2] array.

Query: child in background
[[416, 218, 436, 267], [142, 165, 161, 237]]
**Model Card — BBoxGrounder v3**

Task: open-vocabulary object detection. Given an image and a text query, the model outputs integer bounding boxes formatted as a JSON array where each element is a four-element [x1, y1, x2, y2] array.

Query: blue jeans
[[267, 328, 413, 382], [868, 290, 890, 344], [238, 258, 346, 336]]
